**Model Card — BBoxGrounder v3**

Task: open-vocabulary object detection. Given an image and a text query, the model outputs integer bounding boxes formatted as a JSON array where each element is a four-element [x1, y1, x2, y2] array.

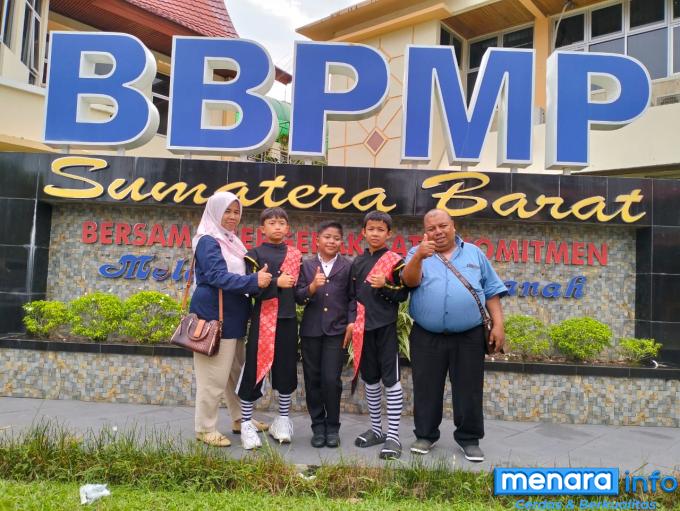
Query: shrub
[[618, 337, 662, 364], [120, 292, 182, 344], [22, 301, 69, 339], [550, 317, 612, 362], [68, 293, 124, 342], [397, 301, 413, 361], [503, 314, 550, 359]]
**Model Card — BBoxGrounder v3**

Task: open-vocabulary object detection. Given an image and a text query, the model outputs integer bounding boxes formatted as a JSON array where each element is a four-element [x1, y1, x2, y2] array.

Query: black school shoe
[[379, 438, 402, 460], [311, 432, 326, 448], [326, 432, 340, 448], [354, 429, 386, 448], [458, 443, 485, 462]]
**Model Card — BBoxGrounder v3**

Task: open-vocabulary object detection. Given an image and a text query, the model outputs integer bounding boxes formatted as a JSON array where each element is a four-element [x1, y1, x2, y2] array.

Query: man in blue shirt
[[402, 209, 507, 462]]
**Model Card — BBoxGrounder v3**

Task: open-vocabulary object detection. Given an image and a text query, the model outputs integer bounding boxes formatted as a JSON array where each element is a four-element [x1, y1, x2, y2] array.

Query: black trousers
[[237, 317, 298, 402], [359, 322, 400, 387], [409, 323, 485, 446], [301, 335, 344, 434]]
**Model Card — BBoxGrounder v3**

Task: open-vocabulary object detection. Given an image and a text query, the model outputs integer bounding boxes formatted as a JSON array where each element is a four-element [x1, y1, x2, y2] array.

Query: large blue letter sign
[[546, 51, 651, 169], [289, 42, 389, 158], [44, 32, 159, 149], [168, 38, 277, 155], [402, 46, 534, 167]]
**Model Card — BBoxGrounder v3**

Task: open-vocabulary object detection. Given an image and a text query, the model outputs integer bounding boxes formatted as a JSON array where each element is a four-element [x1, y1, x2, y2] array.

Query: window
[[555, 13, 584, 47], [592, 4, 622, 37], [152, 73, 170, 136], [20, 0, 42, 84], [629, 0, 665, 28], [467, 26, 533, 101], [1, 0, 13, 47], [553, 1, 680, 81], [440, 25, 462, 66]]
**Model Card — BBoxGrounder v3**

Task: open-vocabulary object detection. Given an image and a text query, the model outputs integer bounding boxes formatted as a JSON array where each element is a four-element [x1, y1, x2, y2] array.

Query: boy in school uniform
[[238, 207, 302, 450], [295, 221, 354, 449], [347, 211, 409, 460]]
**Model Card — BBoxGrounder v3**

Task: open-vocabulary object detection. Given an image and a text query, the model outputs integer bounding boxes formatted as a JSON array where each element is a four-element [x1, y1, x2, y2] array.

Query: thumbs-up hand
[[277, 271, 296, 289], [309, 265, 326, 294], [369, 272, 387, 288], [417, 232, 436, 260], [257, 263, 272, 288]]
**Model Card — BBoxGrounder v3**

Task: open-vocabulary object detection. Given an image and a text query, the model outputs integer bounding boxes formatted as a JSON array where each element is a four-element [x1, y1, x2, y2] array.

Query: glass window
[[152, 73, 170, 136], [503, 27, 533, 48], [675, 0, 680, 19], [555, 13, 584, 48], [466, 71, 477, 103], [630, 0, 665, 28], [591, 4, 622, 38], [469, 36, 496, 69], [93, 62, 113, 75], [627, 27, 668, 79], [589, 37, 624, 54], [1, 0, 12, 47], [20, 0, 41, 84], [674, 26, 680, 73], [440, 27, 462, 66]]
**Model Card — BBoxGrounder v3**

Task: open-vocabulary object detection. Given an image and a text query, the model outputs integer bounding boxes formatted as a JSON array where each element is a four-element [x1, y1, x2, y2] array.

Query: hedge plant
[[22, 301, 70, 339], [550, 317, 612, 362], [68, 293, 125, 342], [120, 291, 182, 344], [504, 314, 551, 360], [618, 337, 662, 364]]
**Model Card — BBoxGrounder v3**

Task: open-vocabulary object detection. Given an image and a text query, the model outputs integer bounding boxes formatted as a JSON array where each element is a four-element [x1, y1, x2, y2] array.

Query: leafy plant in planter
[[68, 293, 125, 342], [120, 292, 182, 344], [550, 317, 612, 362], [504, 314, 550, 360], [618, 337, 662, 364], [22, 301, 69, 339], [397, 301, 413, 361]]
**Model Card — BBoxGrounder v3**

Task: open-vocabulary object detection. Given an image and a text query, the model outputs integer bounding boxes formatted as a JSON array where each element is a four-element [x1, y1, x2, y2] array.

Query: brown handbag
[[170, 257, 222, 356], [435, 253, 501, 354]]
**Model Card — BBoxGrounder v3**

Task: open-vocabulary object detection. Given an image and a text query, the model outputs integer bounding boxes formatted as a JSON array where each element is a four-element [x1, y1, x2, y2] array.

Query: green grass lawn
[[0, 422, 676, 510], [0, 480, 509, 511]]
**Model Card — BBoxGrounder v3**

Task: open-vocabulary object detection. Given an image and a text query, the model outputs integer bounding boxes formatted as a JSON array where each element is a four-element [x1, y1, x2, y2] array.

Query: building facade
[[299, 0, 680, 177]]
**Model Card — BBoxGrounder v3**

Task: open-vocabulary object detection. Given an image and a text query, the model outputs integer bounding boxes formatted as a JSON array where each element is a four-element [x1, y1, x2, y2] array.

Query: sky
[[226, 0, 361, 101]]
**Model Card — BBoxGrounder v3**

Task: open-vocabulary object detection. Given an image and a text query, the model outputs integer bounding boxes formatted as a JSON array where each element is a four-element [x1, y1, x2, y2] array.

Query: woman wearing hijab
[[191, 192, 272, 447]]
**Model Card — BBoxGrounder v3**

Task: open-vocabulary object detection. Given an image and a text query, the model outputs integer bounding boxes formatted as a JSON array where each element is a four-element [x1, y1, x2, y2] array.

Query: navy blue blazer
[[295, 255, 355, 337], [189, 236, 259, 338]]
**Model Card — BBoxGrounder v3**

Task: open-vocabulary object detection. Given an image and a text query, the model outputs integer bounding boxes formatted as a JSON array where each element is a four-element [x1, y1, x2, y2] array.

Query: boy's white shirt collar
[[317, 253, 339, 276]]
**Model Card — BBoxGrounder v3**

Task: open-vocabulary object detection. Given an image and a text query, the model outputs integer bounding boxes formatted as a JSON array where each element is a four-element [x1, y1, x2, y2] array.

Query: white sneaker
[[269, 416, 294, 444], [240, 420, 262, 450]]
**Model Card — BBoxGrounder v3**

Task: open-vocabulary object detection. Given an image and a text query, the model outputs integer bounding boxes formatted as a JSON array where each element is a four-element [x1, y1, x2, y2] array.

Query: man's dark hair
[[362, 211, 392, 230], [318, 220, 343, 236], [260, 207, 288, 225]]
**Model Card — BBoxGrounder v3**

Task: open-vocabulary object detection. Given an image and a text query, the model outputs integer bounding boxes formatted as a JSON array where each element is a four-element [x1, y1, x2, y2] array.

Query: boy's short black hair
[[362, 211, 392, 230], [318, 220, 343, 236], [260, 207, 288, 225]]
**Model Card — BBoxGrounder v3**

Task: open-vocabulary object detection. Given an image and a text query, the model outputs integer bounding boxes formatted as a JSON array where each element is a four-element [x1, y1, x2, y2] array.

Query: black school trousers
[[409, 322, 486, 446], [237, 317, 298, 402], [301, 334, 344, 434]]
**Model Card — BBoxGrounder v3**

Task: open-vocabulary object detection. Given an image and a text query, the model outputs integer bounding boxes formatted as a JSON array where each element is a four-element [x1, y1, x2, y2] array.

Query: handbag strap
[[436, 253, 490, 326], [181, 256, 223, 322], [181, 257, 195, 311]]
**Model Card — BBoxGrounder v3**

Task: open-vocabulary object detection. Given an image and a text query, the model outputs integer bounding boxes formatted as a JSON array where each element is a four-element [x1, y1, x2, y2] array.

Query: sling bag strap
[[436, 253, 490, 328], [181, 256, 223, 323]]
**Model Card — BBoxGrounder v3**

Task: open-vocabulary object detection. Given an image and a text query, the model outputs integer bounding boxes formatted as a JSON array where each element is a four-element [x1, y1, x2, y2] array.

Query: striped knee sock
[[385, 382, 403, 443], [240, 399, 254, 423], [364, 382, 383, 436], [278, 392, 292, 417]]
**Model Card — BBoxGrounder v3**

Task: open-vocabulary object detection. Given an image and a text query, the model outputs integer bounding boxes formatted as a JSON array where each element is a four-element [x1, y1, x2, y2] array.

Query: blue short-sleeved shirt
[[406, 236, 507, 334]]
